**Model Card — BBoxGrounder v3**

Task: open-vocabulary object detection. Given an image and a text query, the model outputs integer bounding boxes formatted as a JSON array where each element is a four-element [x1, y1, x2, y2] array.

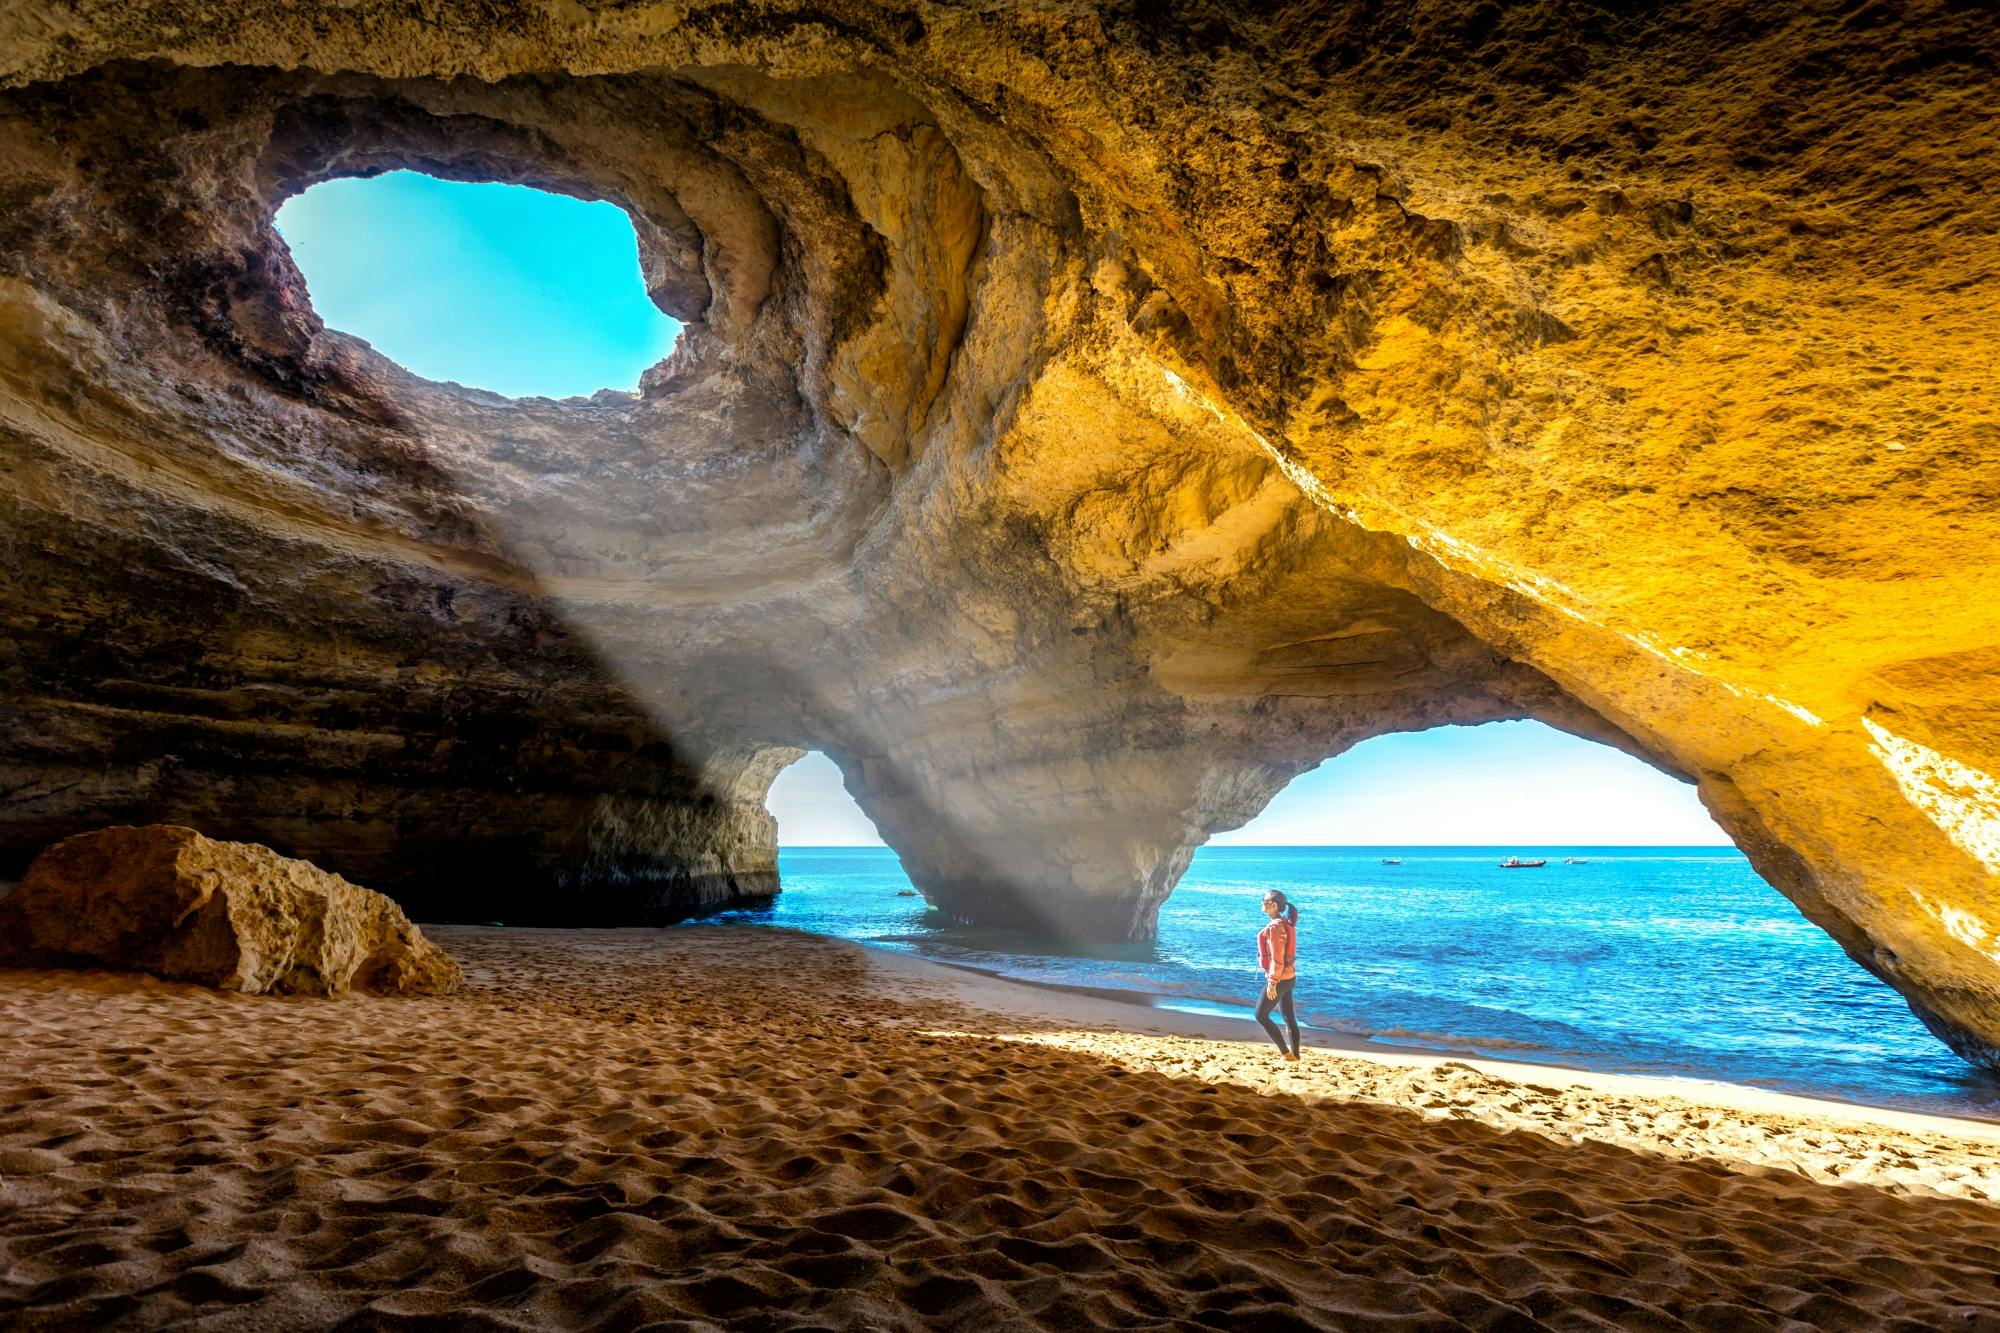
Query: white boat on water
[[1565, 856, 1589, 865], [1498, 856, 1547, 869], [1381, 857, 1402, 865]]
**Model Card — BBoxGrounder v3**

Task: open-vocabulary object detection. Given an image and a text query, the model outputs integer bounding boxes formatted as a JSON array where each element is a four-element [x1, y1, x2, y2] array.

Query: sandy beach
[[7, 926, 2000, 1330]]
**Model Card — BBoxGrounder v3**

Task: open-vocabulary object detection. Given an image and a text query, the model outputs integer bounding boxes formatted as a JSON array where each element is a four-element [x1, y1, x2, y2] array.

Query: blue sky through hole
[[276, 171, 680, 398], [768, 721, 1730, 847]]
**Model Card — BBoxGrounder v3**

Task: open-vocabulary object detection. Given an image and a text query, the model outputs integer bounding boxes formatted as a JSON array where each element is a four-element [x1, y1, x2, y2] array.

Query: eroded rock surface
[[0, 826, 461, 995], [0, 4, 1995, 1059]]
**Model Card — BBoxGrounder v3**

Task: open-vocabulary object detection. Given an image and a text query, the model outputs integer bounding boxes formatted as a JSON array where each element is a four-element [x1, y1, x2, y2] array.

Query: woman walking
[[1256, 889, 1301, 1061]]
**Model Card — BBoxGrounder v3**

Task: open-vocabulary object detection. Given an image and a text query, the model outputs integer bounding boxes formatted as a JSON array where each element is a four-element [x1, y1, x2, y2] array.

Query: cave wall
[[1, 3, 1997, 1063]]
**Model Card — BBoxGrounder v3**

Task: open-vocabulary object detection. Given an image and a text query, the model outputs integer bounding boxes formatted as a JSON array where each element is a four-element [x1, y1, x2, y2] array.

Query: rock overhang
[[0, 1, 1996, 1067]]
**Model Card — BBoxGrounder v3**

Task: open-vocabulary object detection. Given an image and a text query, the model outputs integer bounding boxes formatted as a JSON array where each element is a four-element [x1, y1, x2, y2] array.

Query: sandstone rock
[[0, 827, 461, 995], [0, 4, 1994, 1064]]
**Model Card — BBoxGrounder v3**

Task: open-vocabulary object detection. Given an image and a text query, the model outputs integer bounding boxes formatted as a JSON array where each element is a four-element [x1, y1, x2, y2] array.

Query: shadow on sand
[[3, 926, 1999, 1330]]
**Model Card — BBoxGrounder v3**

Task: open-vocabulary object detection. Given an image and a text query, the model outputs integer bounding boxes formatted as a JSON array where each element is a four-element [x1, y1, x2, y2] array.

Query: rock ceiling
[[0, 2, 1996, 1064]]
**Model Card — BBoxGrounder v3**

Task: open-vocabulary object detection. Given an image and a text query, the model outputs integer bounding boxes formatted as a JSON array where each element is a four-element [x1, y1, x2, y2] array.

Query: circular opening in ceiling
[[275, 170, 681, 400]]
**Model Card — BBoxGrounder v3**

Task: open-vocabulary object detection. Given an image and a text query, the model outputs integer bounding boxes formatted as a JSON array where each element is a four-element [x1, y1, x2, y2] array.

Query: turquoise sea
[[710, 846, 2000, 1121]]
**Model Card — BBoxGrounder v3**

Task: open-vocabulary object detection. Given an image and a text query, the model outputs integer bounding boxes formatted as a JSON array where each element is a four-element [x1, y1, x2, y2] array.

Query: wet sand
[[6, 925, 2000, 1329]]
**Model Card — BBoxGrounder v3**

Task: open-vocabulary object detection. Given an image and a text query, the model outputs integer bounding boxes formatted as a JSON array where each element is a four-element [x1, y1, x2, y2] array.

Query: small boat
[[1380, 857, 1402, 865], [1498, 856, 1547, 869], [1565, 857, 1589, 865]]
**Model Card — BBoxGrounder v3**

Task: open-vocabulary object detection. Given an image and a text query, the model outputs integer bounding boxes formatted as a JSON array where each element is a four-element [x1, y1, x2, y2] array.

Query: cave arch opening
[[1220, 718, 1728, 849], [765, 751, 885, 850], [747, 722, 1989, 1108], [1180, 718, 1982, 1106], [748, 750, 939, 937], [275, 170, 682, 399]]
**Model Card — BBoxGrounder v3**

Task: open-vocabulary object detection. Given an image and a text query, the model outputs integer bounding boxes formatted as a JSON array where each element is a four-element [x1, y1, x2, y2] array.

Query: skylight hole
[[275, 170, 681, 400]]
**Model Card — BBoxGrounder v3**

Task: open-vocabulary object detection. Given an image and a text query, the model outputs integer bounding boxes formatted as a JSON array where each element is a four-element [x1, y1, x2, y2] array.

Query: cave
[[2, 4, 1997, 1079]]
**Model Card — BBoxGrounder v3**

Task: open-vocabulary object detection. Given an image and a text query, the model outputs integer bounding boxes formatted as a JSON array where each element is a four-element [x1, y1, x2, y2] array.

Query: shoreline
[[870, 939, 2000, 1137], [827, 927, 2000, 1205], [768, 845, 2000, 1131]]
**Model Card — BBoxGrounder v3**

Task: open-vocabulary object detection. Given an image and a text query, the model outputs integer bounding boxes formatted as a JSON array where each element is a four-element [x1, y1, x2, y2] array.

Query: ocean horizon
[[712, 844, 2000, 1121]]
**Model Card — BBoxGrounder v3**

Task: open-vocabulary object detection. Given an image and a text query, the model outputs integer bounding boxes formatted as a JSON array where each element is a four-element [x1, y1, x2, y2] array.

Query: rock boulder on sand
[[0, 826, 460, 996]]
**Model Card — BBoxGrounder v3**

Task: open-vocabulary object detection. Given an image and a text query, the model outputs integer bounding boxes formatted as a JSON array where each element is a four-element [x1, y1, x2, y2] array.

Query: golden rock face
[[0, 3, 1994, 1061]]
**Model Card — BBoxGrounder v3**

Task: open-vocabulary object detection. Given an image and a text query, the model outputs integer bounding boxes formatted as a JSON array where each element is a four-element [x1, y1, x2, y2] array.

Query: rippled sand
[[6, 925, 2000, 1329]]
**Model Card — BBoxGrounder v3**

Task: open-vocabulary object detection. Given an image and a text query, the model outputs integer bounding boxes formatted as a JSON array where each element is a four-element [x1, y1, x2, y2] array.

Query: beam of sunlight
[[276, 171, 680, 397]]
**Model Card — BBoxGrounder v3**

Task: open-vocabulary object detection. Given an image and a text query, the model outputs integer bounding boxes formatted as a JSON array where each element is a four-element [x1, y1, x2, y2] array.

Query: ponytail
[[1264, 889, 1299, 927]]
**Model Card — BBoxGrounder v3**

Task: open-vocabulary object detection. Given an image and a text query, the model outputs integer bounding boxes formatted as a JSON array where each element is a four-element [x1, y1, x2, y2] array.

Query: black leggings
[[1256, 978, 1299, 1054]]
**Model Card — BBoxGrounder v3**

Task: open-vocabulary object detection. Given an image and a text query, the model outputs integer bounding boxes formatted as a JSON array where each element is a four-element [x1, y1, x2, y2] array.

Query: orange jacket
[[1258, 917, 1297, 982]]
